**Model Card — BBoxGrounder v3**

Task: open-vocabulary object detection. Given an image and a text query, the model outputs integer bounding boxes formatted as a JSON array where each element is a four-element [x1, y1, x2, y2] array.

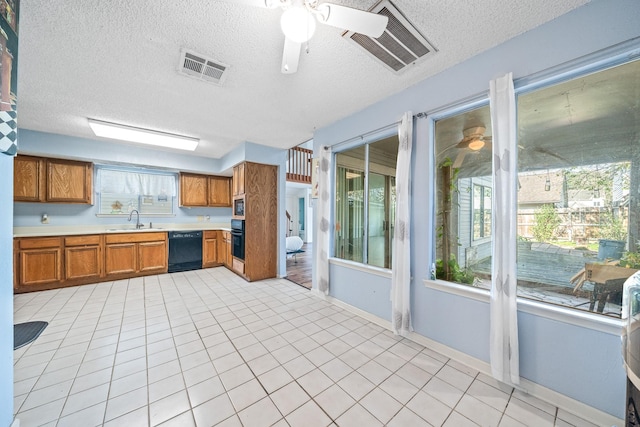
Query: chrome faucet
[[128, 209, 143, 229]]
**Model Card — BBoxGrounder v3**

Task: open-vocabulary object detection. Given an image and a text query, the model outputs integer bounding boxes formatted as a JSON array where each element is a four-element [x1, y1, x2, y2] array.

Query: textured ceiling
[[17, 0, 589, 159]]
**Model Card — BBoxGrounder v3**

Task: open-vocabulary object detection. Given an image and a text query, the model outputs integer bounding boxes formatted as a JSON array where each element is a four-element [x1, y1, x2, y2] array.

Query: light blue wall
[[15, 129, 233, 228], [0, 154, 14, 427], [313, 0, 640, 418], [18, 129, 226, 174], [329, 264, 391, 321]]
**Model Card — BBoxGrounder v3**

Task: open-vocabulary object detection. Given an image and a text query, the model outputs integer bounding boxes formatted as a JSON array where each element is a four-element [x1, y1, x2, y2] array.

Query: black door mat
[[14, 321, 48, 350]]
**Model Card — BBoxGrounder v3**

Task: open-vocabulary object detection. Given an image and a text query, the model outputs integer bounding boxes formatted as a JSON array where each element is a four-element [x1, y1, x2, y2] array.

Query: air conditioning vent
[[344, 0, 437, 74], [178, 49, 229, 85]]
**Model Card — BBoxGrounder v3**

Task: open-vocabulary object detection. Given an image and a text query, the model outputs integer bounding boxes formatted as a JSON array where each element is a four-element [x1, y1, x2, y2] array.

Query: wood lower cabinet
[[139, 241, 168, 272], [15, 229, 243, 293], [64, 235, 102, 282], [105, 232, 167, 278], [218, 231, 231, 267], [16, 237, 63, 290], [203, 230, 220, 268], [105, 242, 137, 275]]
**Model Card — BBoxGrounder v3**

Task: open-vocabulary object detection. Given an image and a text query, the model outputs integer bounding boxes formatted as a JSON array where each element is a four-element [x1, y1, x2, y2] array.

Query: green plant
[[532, 204, 561, 242], [599, 211, 627, 241], [620, 251, 640, 269], [435, 255, 475, 285]]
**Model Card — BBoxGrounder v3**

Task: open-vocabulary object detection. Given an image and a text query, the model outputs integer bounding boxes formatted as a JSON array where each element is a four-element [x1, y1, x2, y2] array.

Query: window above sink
[[96, 166, 177, 217]]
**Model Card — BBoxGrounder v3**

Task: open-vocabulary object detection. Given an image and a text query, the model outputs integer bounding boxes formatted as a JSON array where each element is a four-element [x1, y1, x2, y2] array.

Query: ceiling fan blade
[[315, 3, 388, 38], [281, 37, 301, 74], [453, 150, 467, 169]]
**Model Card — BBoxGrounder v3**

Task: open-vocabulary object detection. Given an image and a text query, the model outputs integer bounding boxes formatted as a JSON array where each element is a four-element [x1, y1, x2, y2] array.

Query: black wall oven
[[231, 219, 245, 260]]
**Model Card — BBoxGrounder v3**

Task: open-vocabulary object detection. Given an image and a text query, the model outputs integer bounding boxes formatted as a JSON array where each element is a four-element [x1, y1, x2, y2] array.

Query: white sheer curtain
[[315, 146, 332, 295], [391, 112, 413, 336], [98, 168, 176, 196], [489, 73, 520, 385]]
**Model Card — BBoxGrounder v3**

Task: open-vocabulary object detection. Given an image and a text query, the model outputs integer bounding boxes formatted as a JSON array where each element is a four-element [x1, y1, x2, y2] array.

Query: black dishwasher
[[168, 231, 203, 273]]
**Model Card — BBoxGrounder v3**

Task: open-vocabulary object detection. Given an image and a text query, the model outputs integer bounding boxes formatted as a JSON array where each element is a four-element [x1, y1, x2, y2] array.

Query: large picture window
[[334, 136, 398, 268], [515, 59, 640, 317], [432, 58, 640, 317], [434, 105, 492, 285]]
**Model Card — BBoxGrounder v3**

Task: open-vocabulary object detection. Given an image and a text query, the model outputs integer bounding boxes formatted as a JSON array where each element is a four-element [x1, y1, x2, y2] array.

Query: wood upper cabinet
[[105, 232, 167, 277], [203, 230, 219, 268], [64, 235, 102, 282], [14, 155, 93, 204], [47, 159, 93, 203], [16, 237, 63, 288], [14, 155, 45, 202], [180, 173, 232, 207], [208, 176, 232, 207], [180, 173, 208, 207], [233, 163, 245, 196]]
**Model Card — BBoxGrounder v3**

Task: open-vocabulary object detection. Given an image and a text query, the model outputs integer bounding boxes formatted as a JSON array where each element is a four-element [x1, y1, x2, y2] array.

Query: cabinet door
[[233, 164, 245, 196], [19, 247, 63, 287], [65, 245, 101, 281], [105, 243, 137, 275], [138, 241, 167, 273], [216, 232, 226, 265], [208, 176, 232, 207], [224, 232, 232, 268], [203, 232, 219, 268], [47, 159, 93, 203], [180, 173, 208, 207], [14, 156, 46, 202]]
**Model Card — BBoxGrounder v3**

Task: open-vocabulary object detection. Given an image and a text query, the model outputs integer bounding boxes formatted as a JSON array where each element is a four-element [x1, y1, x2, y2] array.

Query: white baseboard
[[315, 293, 624, 427]]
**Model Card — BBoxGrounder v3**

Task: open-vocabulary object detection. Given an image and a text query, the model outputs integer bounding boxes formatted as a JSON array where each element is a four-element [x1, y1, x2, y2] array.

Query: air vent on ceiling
[[178, 49, 229, 85], [343, 0, 437, 73]]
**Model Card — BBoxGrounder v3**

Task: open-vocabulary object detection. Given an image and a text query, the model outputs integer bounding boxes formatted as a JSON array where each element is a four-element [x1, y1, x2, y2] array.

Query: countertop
[[14, 223, 231, 238]]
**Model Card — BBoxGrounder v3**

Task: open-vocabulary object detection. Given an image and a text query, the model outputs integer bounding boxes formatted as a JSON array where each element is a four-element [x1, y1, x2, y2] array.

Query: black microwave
[[233, 197, 245, 217]]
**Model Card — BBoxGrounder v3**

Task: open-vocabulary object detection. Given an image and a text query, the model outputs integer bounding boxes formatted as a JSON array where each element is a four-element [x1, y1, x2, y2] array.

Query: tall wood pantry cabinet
[[232, 162, 277, 281]]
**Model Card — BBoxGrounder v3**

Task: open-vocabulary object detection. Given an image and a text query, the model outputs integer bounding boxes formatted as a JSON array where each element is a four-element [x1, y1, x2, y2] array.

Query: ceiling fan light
[[281, 6, 316, 43], [468, 138, 485, 151]]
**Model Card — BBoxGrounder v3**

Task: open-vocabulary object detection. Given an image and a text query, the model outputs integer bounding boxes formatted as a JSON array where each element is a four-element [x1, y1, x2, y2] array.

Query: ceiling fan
[[451, 125, 571, 169], [453, 126, 492, 168], [232, 0, 389, 74]]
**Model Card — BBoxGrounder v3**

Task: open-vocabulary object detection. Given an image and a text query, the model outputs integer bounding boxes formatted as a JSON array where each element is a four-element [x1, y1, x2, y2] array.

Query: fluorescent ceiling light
[[88, 119, 199, 151]]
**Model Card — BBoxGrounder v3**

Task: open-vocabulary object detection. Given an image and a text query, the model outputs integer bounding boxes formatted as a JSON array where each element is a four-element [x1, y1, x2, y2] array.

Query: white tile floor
[[13, 267, 600, 427]]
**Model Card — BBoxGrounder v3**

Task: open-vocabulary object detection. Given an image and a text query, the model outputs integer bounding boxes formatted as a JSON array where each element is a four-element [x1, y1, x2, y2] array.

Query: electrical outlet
[[197, 215, 204, 222]]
